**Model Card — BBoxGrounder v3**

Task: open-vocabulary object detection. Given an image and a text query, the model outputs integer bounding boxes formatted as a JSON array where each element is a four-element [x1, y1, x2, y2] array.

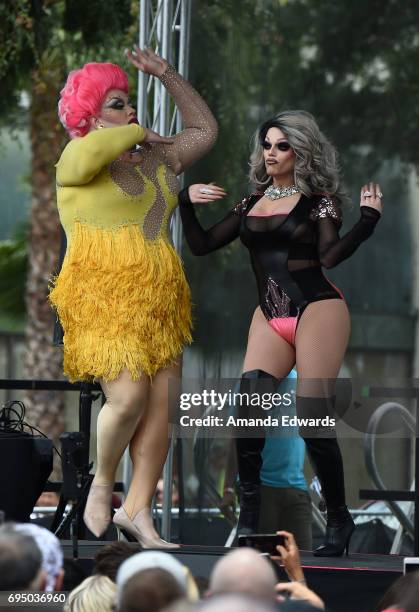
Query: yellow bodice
[[56, 123, 180, 243]]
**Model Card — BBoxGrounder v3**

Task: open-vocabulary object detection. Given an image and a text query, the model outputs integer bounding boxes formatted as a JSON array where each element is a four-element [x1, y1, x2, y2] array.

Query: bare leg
[[84, 368, 149, 537], [96, 368, 150, 485], [124, 359, 181, 517], [295, 298, 350, 394]]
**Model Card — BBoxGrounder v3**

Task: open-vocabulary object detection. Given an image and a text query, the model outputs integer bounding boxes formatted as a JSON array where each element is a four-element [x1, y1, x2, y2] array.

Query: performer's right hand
[[144, 128, 174, 145], [188, 183, 227, 204]]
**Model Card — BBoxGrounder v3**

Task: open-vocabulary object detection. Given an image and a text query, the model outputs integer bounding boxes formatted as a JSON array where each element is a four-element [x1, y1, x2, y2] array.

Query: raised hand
[[143, 127, 174, 145], [360, 182, 383, 214], [188, 183, 227, 204], [271, 530, 304, 582], [125, 45, 168, 77]]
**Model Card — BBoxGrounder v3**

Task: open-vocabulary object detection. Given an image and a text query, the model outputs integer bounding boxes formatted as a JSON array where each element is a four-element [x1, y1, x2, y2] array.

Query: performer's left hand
[[125, 45, 169, 77], [188, 183, 227, 204], [271, 530, 304, 582], [360, 182, 383, 214]]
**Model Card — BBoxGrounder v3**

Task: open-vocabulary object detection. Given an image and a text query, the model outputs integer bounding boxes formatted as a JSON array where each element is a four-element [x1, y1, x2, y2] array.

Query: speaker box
[[0, 433, 53, 522]]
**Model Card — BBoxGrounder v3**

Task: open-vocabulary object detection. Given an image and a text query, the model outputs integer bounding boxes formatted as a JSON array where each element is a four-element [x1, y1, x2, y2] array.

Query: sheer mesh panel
[[179, 189, 381, 321]]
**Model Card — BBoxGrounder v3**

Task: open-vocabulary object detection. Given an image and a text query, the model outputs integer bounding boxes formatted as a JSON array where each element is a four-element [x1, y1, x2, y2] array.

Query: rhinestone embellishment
[[264, 185, 299, 200], [264, 277, 292, 319], [309, 196, 342, 222]]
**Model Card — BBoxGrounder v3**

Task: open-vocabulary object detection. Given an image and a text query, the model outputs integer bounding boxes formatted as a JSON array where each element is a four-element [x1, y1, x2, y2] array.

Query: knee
[[104, 389, 147, 420]]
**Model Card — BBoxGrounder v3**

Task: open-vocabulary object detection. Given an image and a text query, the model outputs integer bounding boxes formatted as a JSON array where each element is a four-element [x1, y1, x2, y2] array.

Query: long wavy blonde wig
[[249, 110, 348, 204]]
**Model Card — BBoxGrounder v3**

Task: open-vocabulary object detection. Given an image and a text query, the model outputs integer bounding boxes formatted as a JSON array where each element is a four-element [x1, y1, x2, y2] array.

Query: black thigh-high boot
[[235, 369, 278, 536], [297, 395, 355, 557]]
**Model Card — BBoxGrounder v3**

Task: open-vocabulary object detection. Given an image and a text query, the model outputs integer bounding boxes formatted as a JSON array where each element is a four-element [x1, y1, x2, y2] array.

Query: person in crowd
[[116, 550, 199, 610], [93, 540, 142, 582], [119, 568, 184, 612], [222, 369, 311, 549], [374, 569, 419, 612], [50, 45, 217, 547], [179, 110, 382, 556], [273, 531, 324, 609], [208, 547, 278, 603], [7, 522, 64, 592], [0, 527, 45, 591], [208, 544, 324, 609], [198, 593, 278, 612], [64, 574, 116, 612]]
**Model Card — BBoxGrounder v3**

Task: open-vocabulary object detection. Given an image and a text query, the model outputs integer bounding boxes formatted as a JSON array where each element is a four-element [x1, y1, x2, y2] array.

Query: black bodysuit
[[178, 188, 380, 333]]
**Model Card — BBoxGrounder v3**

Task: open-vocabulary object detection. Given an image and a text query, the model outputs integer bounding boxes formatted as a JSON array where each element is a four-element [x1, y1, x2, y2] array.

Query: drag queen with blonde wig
[[50, 47, 217, 546], [179, 110, 382, 556]]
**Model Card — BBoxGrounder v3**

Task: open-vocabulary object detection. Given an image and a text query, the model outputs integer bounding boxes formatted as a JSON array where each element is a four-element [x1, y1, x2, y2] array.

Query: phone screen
[[238, 533, 286, 556]]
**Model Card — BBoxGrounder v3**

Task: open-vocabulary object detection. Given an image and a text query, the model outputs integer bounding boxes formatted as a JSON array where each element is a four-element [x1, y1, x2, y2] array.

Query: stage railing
[[360, 385, 419, 555]]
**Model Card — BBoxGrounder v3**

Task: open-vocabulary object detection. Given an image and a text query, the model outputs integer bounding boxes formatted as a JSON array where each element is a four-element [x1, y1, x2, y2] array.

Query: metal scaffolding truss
[[137, 0, 191, 252], [122, 0, 192, 542], [137, 0, 191, 134]]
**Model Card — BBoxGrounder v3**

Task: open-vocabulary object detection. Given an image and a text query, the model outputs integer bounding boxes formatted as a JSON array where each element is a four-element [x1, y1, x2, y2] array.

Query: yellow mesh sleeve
[[56, 123, 146, 186]]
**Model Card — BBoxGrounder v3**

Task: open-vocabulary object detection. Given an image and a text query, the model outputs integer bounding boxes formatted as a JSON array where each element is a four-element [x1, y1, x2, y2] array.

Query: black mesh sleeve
[[316, 205, 381, 269], [178, 187, 243, 255]]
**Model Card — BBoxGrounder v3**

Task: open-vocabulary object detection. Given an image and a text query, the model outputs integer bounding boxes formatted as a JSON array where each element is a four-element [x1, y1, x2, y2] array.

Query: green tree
[[0, 0, 135, 475], [185, 0, 419, 353]]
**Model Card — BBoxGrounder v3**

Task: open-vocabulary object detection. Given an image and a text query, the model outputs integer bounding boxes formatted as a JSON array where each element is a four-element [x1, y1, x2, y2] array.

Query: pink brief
[[267, 280, 346, 347], [268, 316, 299, 347]]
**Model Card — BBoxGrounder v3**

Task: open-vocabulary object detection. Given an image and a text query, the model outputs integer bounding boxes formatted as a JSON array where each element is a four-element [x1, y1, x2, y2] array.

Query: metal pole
[[124, 0, 192, 543], [137, 0, 150, 126], [415, 389, 419, 555], [171, 0, 191, 252]]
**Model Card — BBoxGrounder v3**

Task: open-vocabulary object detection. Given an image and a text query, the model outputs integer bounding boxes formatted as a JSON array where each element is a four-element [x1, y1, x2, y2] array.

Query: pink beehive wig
[[58, 63, 129, 138]]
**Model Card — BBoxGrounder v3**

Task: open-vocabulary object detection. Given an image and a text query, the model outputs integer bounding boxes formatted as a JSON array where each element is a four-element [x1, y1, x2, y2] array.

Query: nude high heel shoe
[[83, 481, 114, 538], [113, 506, 180, 549]]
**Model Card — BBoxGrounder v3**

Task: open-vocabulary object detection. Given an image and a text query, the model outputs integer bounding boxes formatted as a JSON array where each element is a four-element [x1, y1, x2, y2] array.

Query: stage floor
[[62, 541, 403, 612]]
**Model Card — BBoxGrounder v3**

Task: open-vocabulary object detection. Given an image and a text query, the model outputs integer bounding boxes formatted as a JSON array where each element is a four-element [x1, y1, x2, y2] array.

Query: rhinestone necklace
[[264, 184, 299, 200]]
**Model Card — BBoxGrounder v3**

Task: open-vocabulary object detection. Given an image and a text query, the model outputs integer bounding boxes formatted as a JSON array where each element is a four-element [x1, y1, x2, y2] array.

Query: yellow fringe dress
[[49, 67, 218, 382]]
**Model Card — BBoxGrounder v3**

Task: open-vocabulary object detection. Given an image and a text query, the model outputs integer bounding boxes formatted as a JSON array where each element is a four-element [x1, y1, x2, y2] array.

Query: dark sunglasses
[[262, 140, 292, 152]]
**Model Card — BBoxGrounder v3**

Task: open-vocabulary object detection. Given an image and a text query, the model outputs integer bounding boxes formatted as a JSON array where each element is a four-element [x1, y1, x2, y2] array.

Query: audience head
[[394, 569, 419, 612], [116, 550, 198, 610], [375, 570, 419, 612], [13, 522, 64, 591], [64, 574, 116, 612], [94, 540, 142, 581], [209, 548, 277, 602], [199, 593, 278, 612], [0, 526, 44, 590], [119, 567, 184, 612]]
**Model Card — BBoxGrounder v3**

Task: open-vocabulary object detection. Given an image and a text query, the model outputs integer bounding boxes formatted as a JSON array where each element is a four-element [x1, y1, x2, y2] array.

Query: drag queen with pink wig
[[50, 47, 217, 546]]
